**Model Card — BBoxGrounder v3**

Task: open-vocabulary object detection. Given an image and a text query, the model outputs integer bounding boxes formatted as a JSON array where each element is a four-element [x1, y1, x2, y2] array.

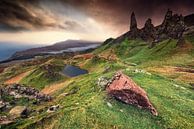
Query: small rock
[[60, 93, 69, 97], [173, 84, 179, 88], [14, 94, 22, 99], [47, 104, 60, 113], [180, 86, 186, 90], [107, 102, 112, 108], [97, 77, 109, 89], [0, 101, 6, 111], [9, 106, 28, 118], [120, 109, 124, 112], [0, 115, 13, 125]]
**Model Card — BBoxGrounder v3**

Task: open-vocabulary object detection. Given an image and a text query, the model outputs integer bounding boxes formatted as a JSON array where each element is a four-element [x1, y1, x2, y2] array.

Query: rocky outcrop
[[141, 18, 156, 42], [106, 72, 158, 116], [0, 84, 52, 102], [129, 12, 140, 39], [110, 9, 186, 46], [156, 9, 185, 40]]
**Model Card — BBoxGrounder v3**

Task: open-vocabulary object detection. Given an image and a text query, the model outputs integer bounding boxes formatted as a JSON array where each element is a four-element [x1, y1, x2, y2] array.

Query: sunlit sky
[[0, 0, 194, 45]]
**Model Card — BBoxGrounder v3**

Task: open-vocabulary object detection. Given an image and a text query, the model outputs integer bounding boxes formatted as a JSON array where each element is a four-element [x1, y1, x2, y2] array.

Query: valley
[[0, 9, 194, 129]]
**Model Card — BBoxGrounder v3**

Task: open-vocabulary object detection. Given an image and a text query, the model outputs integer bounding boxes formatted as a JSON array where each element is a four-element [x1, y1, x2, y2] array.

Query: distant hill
[[0, 42, 41, 61], [8, 40, 101, 61]]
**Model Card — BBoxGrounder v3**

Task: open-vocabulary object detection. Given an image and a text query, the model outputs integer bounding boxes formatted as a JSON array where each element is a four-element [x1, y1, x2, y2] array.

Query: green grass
[[1, 36, 194, 129], [20, 59, 66, 89], [8, 69, 193, 129]]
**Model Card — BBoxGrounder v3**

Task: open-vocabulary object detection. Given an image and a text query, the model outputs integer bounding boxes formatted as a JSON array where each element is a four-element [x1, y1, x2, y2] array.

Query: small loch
[[63, 65, 88, 77]]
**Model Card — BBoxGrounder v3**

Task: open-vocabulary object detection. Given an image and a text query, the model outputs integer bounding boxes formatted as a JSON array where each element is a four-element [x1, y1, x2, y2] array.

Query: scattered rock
[[0, 115, 13, 125], [103, 66, 111, 73], [97, 77, 109, 89], [120, 109, 124, 112], [180, 86, 186, 90], [134, 69, 152, 75], [0, 101, 6, 111], [106, 72, 158, 116], [60, 93, 70, 97], [107, 102, 113, 108], [173, 84, 180, 88], [47, 104, 60, 113], [0, 101, 10, 111], [9, 106, 28, 118], [0, 84, 52, 102]]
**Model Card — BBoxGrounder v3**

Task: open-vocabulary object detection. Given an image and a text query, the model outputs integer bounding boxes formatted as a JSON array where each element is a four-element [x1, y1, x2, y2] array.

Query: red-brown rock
[[106, 72, 158, 116]]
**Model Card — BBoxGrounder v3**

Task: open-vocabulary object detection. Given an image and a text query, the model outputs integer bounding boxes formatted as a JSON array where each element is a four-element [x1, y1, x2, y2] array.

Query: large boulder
[[9, 106, 28, 118], [106, 72, 158, 116]]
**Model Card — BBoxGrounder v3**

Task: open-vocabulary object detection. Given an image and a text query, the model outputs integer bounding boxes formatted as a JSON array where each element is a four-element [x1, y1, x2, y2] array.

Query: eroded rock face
[[129, 12, 140, 39], [127, 9, 186, 45], [157, 9, 185, 40], [130, 12, 137, 31], [106, 72, 158, 116], [141, 18, 156, 42]]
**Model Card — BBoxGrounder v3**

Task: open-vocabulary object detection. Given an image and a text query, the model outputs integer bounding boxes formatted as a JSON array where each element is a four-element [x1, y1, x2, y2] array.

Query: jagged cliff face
[[128, 9, 186, 43], [129, 12, 139, 39]]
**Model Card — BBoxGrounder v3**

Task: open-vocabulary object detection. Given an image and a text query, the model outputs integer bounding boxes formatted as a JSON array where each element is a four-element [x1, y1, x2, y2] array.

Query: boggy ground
[[0, 36, 194, 129]]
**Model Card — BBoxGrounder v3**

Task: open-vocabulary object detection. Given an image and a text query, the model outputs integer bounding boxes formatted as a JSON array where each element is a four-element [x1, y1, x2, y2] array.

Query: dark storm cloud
[[0, 0, 194, 34], [0, 0, 84, 32], [0, 0, 44, 31], [62, 0, 194, 33]]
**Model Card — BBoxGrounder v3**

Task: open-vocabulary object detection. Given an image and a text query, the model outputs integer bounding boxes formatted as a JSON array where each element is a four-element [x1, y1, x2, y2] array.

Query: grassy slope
[[20, 59, 67, 89], [2, 36, 194, 129]]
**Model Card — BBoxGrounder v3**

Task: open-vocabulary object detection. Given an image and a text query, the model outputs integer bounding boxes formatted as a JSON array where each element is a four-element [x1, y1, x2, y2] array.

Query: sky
[[0, 0, 194, 45]]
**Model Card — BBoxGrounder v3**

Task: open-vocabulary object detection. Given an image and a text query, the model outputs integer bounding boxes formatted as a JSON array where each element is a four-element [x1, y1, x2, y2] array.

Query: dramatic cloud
[[0, 0, 193, 44], [0, 0, 85, 32], [63, 0, 194, 33]]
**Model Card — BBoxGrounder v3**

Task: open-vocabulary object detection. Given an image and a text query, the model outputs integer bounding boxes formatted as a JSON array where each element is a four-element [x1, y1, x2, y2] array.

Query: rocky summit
[[0, 3, 194, 128], [106, 72, 158, 116], [113, 9, 191, 47]]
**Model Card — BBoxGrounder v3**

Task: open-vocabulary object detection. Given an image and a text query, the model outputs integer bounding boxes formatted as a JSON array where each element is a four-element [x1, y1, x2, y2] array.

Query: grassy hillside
[[20, 59, 67, 89], [1, 36, 194, 129], [5, 63, 193, 129]]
